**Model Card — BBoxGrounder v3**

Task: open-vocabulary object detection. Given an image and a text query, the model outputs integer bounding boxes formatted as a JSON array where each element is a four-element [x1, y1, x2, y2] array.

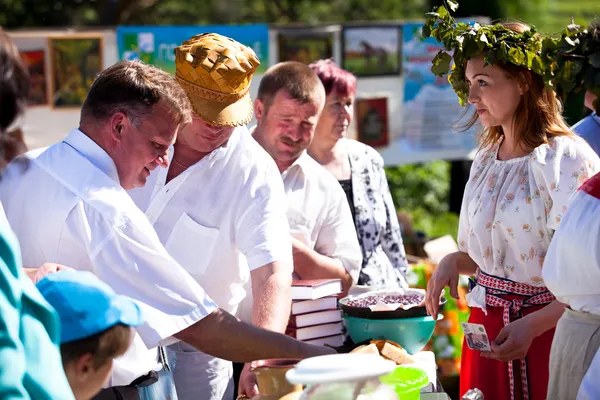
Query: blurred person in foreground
[[307, 59, 409, 290], [0, 27, 75, 399], [0, 59, 333, 400], [128, 33, 294, 400], [37, 270, 143, 400]]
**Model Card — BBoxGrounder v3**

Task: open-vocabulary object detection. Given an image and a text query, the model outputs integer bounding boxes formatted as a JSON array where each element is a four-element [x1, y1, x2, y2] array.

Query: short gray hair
[[80, 60, 192, 128]]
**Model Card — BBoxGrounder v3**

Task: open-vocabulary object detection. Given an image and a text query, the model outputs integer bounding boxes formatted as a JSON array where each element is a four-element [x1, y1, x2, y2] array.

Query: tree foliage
[[0, 0, 428, 28], [542, 22, 600, 113]]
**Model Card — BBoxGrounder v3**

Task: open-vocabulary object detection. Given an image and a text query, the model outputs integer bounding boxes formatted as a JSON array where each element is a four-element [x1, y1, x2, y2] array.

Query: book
[[304, 334, 345, 347], [286, 322, 343, 341], [289, 309, 342, 328], [291, 279, 342, 300], [291, 296, 338, 315]]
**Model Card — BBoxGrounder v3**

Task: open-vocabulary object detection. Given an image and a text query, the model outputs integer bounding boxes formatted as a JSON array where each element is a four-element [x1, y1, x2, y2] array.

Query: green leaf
[[590, 53, 600, 69], [422, 23, 432, 39], [483, 51, 495, 66], [525, 51, 534, 69], [437, 5, 448, 19], [508, 47, 526, 66], [431, 51, 453, 76], [532, 55, 544, 75], [497, 41, 509, 63]]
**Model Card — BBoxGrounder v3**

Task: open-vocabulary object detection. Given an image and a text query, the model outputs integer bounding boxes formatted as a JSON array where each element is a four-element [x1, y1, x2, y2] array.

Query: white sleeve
[[530, 137, 600, 234], [314, 184, 362, 284], [85, 208, 218, 349], [236, 172, 293, 272], [578, 348, 600, 399]]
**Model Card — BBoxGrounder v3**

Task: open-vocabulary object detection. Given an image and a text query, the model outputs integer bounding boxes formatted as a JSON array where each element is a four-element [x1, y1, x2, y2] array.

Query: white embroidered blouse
[[458, 135, 600, 288]]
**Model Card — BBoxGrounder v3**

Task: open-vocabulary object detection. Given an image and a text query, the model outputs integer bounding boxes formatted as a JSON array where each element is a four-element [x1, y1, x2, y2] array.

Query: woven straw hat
[[175, 33, 260, 127]]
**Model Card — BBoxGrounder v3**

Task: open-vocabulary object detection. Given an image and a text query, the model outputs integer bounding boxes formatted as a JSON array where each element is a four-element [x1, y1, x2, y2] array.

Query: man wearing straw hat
[[128, 33, 293, 400]]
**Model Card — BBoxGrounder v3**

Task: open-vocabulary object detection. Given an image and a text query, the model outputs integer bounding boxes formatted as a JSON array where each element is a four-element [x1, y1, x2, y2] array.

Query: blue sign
[[116, 25, 269, 74]]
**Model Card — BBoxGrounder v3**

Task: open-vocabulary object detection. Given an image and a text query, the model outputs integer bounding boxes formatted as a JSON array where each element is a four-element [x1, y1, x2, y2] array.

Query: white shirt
[[543, 173, 600, 316], [282, 152, 362, 283], [459, 136, 599, 292], [129, 127, 292, 314], [0, 129, 218, 386]]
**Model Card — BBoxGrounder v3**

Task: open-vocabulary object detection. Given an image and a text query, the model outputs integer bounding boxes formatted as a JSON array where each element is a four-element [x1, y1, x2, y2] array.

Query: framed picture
[[19, 50, 48, 106], [355, 97, 389, 148], [48, 35, 103, 108], [278, 29, 333, 64], [342, 25, 401, 77]]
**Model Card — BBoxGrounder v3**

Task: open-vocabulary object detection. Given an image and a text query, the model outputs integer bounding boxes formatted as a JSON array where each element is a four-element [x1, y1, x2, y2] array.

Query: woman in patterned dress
[[425, 22, 600, 400], [307, 59, 410, 290]]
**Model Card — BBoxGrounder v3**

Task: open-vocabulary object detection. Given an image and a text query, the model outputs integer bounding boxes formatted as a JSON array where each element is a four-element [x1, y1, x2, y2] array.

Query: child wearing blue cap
[[37, 270, 144, 400]]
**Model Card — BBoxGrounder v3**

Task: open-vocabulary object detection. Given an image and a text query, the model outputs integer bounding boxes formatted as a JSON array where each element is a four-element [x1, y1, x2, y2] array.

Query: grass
[[343, 52, 399, 76]]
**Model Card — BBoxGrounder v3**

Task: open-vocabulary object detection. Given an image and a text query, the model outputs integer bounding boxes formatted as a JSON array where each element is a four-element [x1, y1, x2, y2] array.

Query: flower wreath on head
[[422, 0, 554, 106], [542, 21, 600, 113]]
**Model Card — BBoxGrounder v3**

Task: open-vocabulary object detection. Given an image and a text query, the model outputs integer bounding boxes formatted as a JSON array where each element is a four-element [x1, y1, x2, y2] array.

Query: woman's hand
[[425, 252, 460, 317], [481, 317, 536, 362]]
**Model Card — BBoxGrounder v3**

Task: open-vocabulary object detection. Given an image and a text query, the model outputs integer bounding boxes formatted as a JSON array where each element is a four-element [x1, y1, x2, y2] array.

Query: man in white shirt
[[128, 34, 293, 400], [543, 171, 600, 400], [251, 61, 362, 296], [0, 60, 332, 400]]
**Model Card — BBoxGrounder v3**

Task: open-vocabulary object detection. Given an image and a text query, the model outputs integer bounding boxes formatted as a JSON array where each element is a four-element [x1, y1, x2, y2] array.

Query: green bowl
[[342, 314, 443, 354], [380, 366, 429, 399]]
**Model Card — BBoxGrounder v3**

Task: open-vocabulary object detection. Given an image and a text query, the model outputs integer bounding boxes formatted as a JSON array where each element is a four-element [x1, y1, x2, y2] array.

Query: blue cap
[[36, 270, 143, 343]]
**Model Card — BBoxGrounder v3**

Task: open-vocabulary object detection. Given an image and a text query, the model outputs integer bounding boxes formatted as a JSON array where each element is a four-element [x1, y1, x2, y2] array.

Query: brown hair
[[60, 323, 132, 370], [460, 22, 574, 151], [257, 61, 325, 112], [0, 27, 29, 130], [81, 60, 192, 128]]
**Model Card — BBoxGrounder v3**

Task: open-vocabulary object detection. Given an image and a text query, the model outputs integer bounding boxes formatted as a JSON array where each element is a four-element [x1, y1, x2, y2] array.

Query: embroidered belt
[[472, 271, 555, 400]]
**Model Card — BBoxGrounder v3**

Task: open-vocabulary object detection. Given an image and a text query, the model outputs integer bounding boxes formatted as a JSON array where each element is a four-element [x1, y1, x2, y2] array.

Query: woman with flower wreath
[[422, 2, 600, 399]]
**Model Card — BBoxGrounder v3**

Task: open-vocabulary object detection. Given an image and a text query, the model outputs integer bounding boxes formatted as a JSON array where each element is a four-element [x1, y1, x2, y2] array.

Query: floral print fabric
[[458, 135, 600, 286], [346, 139, 409, 289]]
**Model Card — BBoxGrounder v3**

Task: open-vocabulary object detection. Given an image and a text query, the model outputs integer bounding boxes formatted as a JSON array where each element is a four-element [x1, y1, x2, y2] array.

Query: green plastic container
[[380, 366, 429, 399]]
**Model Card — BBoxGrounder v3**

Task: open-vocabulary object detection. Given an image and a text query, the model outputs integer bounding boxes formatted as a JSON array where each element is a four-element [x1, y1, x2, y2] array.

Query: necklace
[[171, 156, 193, 169]]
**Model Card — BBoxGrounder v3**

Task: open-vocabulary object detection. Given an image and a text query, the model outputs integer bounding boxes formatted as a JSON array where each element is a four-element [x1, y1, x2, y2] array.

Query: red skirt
[[459, 300, 556, 400]]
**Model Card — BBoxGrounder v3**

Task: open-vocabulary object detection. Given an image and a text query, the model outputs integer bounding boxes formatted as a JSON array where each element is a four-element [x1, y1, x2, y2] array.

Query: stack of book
[[285, 279, 344, 347]]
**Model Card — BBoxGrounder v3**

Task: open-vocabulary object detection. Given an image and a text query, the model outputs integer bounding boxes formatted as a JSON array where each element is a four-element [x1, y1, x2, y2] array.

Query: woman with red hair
[[308, 59, 410, 290]]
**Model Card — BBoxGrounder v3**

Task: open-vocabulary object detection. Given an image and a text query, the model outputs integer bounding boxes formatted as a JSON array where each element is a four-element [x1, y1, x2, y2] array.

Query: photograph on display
[[19, 50, 48, 106], [342, 26, 401, 77], [355, 97, 389, 148], [48, 36, 103, 108], [278, 30, 333, 64]]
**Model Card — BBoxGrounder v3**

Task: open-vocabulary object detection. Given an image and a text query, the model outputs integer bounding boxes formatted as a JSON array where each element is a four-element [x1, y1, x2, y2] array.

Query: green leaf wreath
[[542, 22, 600, 113], [422, 0, 552, 106]]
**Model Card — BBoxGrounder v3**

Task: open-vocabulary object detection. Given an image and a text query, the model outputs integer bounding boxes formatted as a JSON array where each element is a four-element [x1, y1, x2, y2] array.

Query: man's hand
[[24, 263, 73, 284], [237, 363, 259, 399], [481, 317, 536, 362]]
